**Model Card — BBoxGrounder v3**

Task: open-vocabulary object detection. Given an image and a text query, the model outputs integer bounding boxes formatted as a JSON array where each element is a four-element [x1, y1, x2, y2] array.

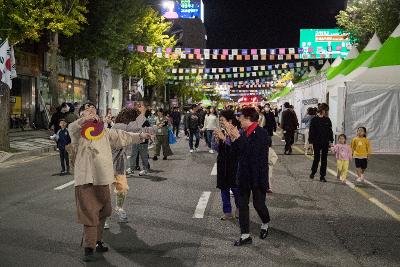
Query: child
[[332, 134, 352, 183], [51, 119, 71, 175], [68, 102, 151, 262], [351, 127, 371, 182], [267, 142, 278, 193]]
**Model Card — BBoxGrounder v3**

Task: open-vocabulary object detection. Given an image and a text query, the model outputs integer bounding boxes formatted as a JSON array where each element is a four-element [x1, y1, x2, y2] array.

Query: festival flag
[[229, 55, 234, 60], [220, 55, 226, 60], [166, 47, 172, 54], [240, 67, 245, 72], [232, 49, 238, 55], [269, 49, 276, 55], [237, 55, 243, 60], [128, 44, 134, 52], [241, 49, 248, 55], [146, 46, 153, 53], [298, 48, 304, 54], [251, 49, 257, 55], [288, 48, 295, 54], [294, 54, 300, 59], [245, 55, 251, 60], [279, 48, 285, 55], [261, 55, 267, 60], [269, 55, 275, 60], [252, 55, 259, 60], [137, 45, 144, 52], [180, 54, 187, 59], [175, 48, 182, 54], [260, 49, 267, 55], [199, 69, 204, 74], [286, 54, 291, 60], [194, 48, 201, 54], [212, 55, 218, 60], [278, 55, 284, 60], [222, 49, 229, 55], [172, 69, 177, 74], [213, 49, 219, 55], [260, 66, 266, 71], [178, 68, 184, 74], [196, 54, 202, 60]]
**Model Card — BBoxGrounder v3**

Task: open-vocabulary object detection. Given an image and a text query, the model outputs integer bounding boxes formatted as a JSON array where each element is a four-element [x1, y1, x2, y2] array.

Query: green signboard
[[299, 29, 352, 59]]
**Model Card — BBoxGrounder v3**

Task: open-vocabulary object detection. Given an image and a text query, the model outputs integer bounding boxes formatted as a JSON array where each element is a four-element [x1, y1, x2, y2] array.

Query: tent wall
[[344, 85, 400, 154]]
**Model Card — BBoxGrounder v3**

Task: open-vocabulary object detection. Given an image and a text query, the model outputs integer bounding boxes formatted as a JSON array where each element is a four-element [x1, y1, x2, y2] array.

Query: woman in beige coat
[[69, 103, 150, 262]]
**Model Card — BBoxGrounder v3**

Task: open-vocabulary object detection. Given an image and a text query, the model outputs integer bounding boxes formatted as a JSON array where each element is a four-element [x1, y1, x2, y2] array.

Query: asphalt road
[[0, 133, 399, 267]]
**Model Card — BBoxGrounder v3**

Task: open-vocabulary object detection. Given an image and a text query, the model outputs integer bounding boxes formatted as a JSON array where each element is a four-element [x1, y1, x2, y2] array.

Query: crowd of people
[[46, 99, 371, 261]]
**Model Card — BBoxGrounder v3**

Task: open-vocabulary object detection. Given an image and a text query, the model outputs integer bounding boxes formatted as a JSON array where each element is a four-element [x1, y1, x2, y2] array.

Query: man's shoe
[[163, 156, 168, 160], [59, 171, 66, 176], [83, 247, 96, 262], [190, 149, 194, 153], [139, 170, 148, 176], [95, 241, 109, 253], [153, 156, 158, 161], [234, 236, 253, 246], [116, 208, 128, 223], [309, 173, 315, 179], [260, 228, 269, 239], [320, 177, 327, 182]]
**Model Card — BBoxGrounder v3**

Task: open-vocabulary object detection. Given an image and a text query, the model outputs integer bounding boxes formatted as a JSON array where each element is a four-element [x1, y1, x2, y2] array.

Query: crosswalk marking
[[193, 191, 211, 218], [211, 163, 217, 176], [54, 180, 75, 190]]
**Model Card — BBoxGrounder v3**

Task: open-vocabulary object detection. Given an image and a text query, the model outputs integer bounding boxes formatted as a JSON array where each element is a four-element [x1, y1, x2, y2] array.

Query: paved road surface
[[0, 134, 399, 266]]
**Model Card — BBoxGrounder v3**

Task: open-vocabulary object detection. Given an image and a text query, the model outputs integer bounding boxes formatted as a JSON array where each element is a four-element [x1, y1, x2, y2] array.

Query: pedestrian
[[183, 108, 190, 140], [65, 103, 79, 124], [331, 134, 352, 183], [185, 104, 201, 153], [202, 107, 219, 154], [171, 107, 181, 138], [49, 105, 66, 134], [110, 108, 141, 224], [256, 105, 266, 127], [226, 107, 271, 246], [302, 107, 316, 155], [213, 110, 240, 220], [263, 103, 277, 137], [267, 143, 278, 193], [68, 102, 150, 262], [309, 103, 334, 182], [51, 118, 71, 175], [351, 127, 371, 182], [153, 108, 173, 160], [281, 102, 299, 154]]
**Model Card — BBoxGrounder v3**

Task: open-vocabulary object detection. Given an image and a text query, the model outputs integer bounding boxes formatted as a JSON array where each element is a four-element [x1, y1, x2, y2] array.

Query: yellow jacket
[[351, 137, 371, 158]]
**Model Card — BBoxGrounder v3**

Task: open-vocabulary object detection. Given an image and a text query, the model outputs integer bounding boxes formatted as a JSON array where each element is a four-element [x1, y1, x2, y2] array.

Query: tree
[[336, 0, 400, 49], [61, 0, 144, 106], [0, 0, 86, 151], [110, 7, 178, 106]]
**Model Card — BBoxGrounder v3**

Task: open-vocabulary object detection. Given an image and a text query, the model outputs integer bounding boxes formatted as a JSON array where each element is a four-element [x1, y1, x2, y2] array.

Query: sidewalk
[[0, 129, 56, 163]]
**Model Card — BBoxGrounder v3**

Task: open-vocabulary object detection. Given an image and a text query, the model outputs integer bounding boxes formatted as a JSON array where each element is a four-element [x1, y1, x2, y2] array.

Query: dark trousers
[[239, 185, 270, 234], [284, 130, 295, 152], [205, 130, 214, 149], [155, 135, 173, 157], [59, 148, 69, 172], [221, 188, 240, 214], [173, 123, 180, 137], [189, 129, 200, 149], [311, 143, 329, 177]]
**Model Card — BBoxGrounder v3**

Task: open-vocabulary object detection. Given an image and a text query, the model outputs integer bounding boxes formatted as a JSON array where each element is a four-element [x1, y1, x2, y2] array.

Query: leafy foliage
[[336, 0, 400, 49], [0, 0, 87, 45]]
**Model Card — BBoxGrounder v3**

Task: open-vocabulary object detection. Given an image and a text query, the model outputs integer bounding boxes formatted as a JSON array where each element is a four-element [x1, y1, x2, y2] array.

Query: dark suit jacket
[[233, 126, 270, 191]]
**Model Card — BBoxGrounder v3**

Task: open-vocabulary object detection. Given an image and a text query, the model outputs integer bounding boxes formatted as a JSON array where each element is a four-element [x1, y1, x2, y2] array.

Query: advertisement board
[[299, 29, 352, 58], [162, 0, 203, 21]]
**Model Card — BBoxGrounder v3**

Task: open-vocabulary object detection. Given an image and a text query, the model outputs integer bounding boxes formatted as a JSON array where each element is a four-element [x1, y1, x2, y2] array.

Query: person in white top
[[202, 107, 219, 153]]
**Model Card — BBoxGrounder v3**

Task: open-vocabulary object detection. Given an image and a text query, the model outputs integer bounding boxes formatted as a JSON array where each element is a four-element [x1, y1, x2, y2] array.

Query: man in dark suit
[[227, 107, 271, 246]]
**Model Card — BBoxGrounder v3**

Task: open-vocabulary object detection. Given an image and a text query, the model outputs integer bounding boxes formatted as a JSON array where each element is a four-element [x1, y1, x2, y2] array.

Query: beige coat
[[69, 118, 143, 186], [268, 147, 278, 178]]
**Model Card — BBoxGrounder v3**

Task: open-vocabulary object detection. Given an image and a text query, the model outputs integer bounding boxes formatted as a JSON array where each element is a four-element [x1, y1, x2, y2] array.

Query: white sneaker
[[104, 220, 110, 229], [139, 170, 148, 176], [116, 208, 128, 223], [209, 149, 215, 154], [126, 168, 132, 175], [190, 149, 194, 153], [148, 145, 154, 149], [194, 147, 199, 152]]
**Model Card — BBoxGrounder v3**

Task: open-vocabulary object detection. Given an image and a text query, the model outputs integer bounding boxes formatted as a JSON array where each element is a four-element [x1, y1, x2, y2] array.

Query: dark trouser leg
[[189, 130, 194, 149], [231, 187, 240, 209], [284, 131, 292, 152], [173, 123, 179, 137], [161, 135, 173, 157], [290, 131, 295, 146], [220, 189, 232, 214], [311, 144, 322, 175], [139, 144, 149, 171], [65, 150, 70, 172], [252, 187, 270, 224], [194, 129, 200, 148], [155, 136, 162, 156], [206, 130, 214, 148], [320, 144, 329, 177], [239, 186, 251, 234], [59, 149, 66, 172], [97, 216, 107, 242]]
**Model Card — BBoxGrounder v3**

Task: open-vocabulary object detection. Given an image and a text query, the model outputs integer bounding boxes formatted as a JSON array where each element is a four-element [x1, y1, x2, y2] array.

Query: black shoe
[[284, 150, 288, 155], [59, 171, 66, 176], [234, 236, 253, 246], [83, 247, 96, 262], [163, 156, 167, 160], [153, 156, 158, 161], [260, 228, 269, 239], [96, 241, 108, 253], [320, 177, 327, 182], [309, 173, 315, 179], [288, 148, 293, 155]]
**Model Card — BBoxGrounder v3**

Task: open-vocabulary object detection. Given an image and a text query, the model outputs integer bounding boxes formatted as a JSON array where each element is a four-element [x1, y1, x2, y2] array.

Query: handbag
[[168, 127, 177, 144]]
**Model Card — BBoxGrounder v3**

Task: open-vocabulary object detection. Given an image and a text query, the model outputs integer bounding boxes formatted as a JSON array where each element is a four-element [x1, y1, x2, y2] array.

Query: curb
[[1, 146, 56, 163]]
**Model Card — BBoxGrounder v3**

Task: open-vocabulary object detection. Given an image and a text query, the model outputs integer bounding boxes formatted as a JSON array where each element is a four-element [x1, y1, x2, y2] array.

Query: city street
[[1, 134, 399, 267]]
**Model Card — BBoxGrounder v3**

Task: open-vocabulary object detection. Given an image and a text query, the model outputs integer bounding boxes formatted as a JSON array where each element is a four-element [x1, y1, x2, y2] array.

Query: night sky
[[203, 0, 346, 49]]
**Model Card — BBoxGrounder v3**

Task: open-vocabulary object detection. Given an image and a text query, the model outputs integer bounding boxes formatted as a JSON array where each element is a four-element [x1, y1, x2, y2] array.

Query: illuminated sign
[[162, 0, 203, 21], [300, 29, 352, 58]]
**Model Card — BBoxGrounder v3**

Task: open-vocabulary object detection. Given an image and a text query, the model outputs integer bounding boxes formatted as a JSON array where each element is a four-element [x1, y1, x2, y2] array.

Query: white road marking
[[211, 163, 217, 176], [193, 191, 211, 218], [54, 180, 75, 190]]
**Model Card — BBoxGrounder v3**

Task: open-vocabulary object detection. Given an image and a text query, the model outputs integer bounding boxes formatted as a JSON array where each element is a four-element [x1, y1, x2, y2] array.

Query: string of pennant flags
[[166, 66, 311, 81], [128, 44, 330, 61], [166, 59, 323, 74]]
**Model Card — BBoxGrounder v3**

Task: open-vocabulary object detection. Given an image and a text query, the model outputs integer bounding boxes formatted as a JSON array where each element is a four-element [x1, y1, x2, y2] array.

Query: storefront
[[10, 52, 40, 129]]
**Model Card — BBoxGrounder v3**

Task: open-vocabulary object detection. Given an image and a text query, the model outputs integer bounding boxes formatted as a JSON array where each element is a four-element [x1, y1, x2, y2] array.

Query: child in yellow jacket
[[351, 127, 371, 182]]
